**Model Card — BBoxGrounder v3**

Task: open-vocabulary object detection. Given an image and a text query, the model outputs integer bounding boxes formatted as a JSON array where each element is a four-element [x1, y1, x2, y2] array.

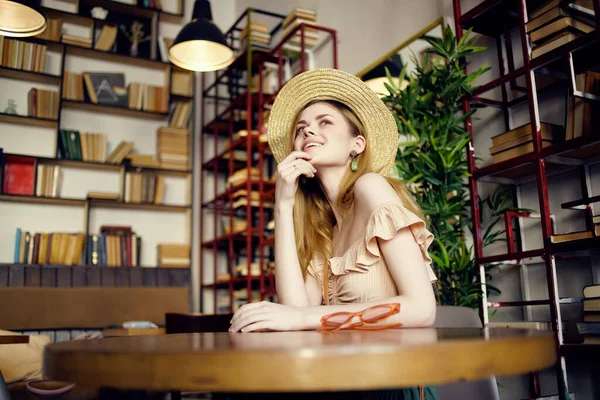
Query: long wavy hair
[[291, 99, 425, 279]]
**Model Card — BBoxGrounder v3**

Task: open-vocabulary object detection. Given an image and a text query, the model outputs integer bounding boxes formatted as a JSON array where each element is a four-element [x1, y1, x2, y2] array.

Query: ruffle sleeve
[[356, 202, 437, 282]]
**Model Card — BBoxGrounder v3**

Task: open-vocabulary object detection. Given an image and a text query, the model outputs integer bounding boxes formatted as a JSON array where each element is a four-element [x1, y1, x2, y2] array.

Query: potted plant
[[382, 25, 517, 307]]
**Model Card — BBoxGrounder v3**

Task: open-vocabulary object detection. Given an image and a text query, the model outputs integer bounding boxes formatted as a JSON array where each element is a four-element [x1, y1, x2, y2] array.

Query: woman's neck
[[317, 166, 348, 229]]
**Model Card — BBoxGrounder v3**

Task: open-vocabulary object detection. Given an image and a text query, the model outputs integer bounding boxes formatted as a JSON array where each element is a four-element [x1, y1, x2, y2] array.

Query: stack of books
[[157, 126, 189, 170], [126, 154, 160, 168], [489, 122, 563, 164], [61, 33, 92, 48], [231, 189, 273, 210], [527, 0, 595, 59], [579, 284, 600, 344], [28, 88, 59, 119], [240, 21, 271, 50], [157, 243, 190, 268], [282, 7, 318, 48], [221, 215, 247, 235], [226, 167, 262, 187]]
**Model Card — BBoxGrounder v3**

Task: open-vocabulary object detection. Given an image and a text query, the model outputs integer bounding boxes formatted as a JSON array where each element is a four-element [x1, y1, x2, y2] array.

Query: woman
[[230, 68, 437, 333], [229, 69, 440, 399]]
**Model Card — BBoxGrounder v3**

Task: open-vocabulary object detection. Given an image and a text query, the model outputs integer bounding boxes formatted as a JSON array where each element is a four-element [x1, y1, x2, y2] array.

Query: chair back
[[433, 306, 500, 400], [165, 312, 233, 333]]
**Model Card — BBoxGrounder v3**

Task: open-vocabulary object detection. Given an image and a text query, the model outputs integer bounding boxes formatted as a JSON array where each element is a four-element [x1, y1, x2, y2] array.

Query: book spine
[[14, 228, 21, 263]]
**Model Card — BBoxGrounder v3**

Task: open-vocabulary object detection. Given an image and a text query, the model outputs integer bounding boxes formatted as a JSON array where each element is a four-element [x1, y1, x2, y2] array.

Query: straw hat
[[267, 68, 398, 176]]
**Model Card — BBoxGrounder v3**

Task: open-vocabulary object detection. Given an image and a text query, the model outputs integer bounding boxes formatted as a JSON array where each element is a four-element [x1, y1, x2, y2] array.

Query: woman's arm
[[275, 202, 321, 307], [272, 151, 322, 307], [229, 226, 436, 332]]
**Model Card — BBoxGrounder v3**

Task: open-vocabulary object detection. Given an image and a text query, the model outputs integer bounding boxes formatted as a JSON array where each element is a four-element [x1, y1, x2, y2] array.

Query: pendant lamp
[[362, 54, 408, 98], [168, 0, 234, 72], [0, 0, 46, 37]]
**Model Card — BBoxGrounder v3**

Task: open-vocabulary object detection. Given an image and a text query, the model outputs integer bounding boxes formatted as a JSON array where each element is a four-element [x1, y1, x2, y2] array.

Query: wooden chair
[[433, 306, 500, 400]]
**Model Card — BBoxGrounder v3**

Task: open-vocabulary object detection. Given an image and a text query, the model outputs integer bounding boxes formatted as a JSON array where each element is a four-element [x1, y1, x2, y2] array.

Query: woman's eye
[[320, 120, 331, 126]]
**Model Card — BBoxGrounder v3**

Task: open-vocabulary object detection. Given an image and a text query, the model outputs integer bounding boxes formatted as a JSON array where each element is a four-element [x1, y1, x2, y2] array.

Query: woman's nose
[[303, 127, 316, 137]]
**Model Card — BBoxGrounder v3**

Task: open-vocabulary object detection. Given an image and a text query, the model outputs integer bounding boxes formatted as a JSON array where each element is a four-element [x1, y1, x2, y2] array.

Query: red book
[[2, 156, 35, 195]]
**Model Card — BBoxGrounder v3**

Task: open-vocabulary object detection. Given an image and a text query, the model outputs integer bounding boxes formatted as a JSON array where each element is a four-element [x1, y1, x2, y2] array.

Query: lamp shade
[[362, 54, 406, 98], [0, 0, 46, 37], [168, 0, 234, 72]]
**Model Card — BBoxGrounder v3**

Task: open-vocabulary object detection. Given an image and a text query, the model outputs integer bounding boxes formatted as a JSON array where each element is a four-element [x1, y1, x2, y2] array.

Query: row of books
[[157, 243, 189, 268], [124, 172, 166, 204], [128, 82, 169, 113], [58, 130, 108, 163], [35, 165, 62, 198], [241, 22, 272, 49], [13, 230, 85, 266], [28, 88, 59, 119], [527, 0, 595, 59], [0, 37, 48, 73], [566, 70, 600, 140], [35, 19, 62, 42], [88, 226, 142, 267]]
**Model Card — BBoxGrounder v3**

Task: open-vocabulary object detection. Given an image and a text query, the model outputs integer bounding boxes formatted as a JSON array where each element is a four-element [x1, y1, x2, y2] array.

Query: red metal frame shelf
[[201, 180, 276, 208], [202, 274, 275, 289], [199, 8, 338, 314], [452, 0, 600, 398]]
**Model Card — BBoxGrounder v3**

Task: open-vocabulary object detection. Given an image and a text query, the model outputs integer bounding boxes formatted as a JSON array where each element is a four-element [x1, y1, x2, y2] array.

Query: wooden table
[[43, 328, 557, 393]]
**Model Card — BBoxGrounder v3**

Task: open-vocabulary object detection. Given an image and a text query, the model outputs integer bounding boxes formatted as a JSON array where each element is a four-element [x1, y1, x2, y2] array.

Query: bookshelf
[[454, 0, 600, 399], [199, 7, 338, 313], [0, 0, 194, 288]]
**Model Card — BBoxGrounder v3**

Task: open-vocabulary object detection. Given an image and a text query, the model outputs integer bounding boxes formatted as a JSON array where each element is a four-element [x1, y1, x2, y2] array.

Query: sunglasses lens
[[324, 313, 353, 326], [362, 305, 395, 322]]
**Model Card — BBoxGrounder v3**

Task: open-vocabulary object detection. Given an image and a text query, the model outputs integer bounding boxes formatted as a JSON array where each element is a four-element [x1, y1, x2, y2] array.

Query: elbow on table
[[414, 299, 437, 328]]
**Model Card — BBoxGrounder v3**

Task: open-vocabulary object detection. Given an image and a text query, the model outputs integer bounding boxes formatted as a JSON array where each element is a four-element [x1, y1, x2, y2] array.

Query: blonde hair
[[291, 100, 425, 279]]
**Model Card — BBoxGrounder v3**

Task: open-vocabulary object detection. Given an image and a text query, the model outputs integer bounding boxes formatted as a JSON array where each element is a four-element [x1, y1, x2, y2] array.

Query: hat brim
[[267, 68, 398, 176]]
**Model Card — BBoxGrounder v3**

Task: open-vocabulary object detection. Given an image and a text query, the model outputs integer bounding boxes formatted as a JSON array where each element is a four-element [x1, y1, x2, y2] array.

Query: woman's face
[[293, 102, 360, 169]]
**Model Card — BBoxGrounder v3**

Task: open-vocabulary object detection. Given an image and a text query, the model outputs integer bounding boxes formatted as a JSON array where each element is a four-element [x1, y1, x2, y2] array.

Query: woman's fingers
[[230, 308, 273, 332]]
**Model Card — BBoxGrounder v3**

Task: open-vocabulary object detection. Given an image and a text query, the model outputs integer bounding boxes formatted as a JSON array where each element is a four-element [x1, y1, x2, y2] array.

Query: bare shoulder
[[354, 173, 401, 216]]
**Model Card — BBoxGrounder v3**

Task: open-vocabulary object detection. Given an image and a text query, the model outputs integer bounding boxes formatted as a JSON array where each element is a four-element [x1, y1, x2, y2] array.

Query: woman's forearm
[[274, 202, 310, 307], [301, 295, 437, 330]]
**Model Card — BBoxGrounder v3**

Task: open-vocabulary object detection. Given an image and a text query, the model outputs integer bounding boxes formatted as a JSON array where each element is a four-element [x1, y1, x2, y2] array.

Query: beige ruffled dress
[[306, 202, 437, 305]]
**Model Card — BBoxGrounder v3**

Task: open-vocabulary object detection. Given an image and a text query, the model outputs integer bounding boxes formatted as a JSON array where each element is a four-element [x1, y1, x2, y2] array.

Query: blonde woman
[[229, 69, 440, 399]]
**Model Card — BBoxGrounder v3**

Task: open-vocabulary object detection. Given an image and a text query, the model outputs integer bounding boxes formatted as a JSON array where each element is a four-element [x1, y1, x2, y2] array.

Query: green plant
[[381, 25, 519, 308]]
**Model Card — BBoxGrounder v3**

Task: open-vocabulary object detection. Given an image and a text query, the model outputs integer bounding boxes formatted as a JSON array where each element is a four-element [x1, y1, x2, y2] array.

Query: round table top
[[44, 328, 557, 392]]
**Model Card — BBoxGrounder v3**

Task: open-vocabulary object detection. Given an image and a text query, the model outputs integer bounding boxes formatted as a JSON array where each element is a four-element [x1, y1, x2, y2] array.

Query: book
[[550, 230, 593, 243], [530, 16, 594, 44], [532, 31, 580, 58], [583, 284, 600, 298]]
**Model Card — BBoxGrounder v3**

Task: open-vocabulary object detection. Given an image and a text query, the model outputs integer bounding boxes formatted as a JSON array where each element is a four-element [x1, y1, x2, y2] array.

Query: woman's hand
[[229, 301, 309, 332], [275, 151, 317, 207]]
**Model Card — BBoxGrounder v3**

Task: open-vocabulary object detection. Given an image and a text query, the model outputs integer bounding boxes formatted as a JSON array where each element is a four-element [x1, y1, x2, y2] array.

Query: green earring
[[350, 150, 358, 172]]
